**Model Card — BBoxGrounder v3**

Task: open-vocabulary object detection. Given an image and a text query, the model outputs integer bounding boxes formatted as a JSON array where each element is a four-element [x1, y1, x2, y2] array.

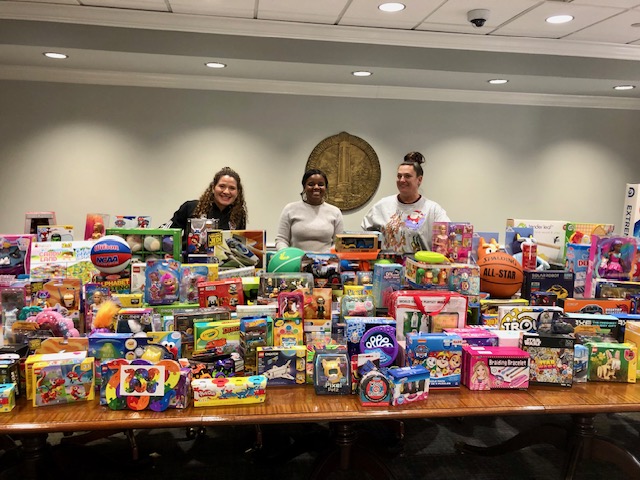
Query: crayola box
[[586, 342, 637, 383], [193, 320, 240, 356]]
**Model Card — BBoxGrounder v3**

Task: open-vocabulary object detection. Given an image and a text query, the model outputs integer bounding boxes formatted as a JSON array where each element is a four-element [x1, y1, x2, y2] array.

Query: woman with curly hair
[[165, 167, 248, 253]]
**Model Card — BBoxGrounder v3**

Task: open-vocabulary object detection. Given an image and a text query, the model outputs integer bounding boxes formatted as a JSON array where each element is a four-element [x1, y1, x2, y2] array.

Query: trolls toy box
[[388, 290, 467, 340], [462, 346, 530, 390]]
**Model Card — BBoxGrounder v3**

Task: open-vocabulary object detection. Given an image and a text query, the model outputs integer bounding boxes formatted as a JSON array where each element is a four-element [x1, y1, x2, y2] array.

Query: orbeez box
[[521, 270, 574, 301], [520, 333, 574, 387], [344, 316, 397, 365], [586, 342, 637, 383], [461, 346, 530, 390]]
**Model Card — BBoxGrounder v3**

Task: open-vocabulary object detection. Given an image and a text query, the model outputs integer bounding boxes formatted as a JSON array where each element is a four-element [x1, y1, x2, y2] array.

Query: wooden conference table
[[2, 382, 640, 480]]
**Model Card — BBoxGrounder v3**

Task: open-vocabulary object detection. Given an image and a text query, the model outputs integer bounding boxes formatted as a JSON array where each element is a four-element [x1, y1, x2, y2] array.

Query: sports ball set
[[3, 206, 640, 413]]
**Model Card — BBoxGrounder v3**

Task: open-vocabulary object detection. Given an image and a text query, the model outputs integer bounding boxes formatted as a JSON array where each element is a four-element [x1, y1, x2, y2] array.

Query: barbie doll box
[[462, 345, 530, 390]]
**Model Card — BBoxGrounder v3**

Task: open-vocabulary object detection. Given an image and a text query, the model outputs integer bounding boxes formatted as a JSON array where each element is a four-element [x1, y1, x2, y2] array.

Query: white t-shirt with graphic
[[361, 195, 450, 252]]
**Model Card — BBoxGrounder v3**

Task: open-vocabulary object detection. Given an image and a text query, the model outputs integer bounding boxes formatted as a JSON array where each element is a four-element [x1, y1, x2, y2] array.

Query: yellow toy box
[[0, 383, 16, 412]]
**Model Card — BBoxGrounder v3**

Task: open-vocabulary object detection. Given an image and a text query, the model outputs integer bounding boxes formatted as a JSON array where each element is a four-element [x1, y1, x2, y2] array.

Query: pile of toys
[[3, 213, 640, 413]]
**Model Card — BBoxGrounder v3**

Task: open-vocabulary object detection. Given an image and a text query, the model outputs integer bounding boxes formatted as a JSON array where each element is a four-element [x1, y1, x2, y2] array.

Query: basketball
[[478, 251, 523, 298], [90, 235, 132, 274], [268, 247, 305, 273]]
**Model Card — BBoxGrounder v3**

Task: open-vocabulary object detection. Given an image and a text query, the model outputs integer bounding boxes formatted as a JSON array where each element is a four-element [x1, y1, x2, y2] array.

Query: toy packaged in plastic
[[585, 235, 638, 297], [257, 272, 313, 305], [145, 259, 181, 305]]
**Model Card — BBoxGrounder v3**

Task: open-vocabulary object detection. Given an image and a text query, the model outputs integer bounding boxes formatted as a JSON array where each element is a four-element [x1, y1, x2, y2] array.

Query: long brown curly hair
[[193, 167, 248, 228]]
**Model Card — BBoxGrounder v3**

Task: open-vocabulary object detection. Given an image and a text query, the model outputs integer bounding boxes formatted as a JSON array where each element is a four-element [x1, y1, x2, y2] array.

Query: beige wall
[[1, 80, 639, 244]]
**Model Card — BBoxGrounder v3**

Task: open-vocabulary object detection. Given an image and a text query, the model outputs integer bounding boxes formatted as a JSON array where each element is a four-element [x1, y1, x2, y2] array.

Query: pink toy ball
[[90, 235, 132, 274]]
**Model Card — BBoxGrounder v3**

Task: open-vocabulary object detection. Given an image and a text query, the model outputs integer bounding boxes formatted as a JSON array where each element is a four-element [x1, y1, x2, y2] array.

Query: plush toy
[[31, 308, 80, 337], [126, 234, 143, 253], [91, 300, 120, 334], [477, 237, 503, 258]]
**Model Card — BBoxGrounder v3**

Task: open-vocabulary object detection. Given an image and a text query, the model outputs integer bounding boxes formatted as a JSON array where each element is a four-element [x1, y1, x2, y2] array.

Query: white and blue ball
[[91, 235, 132, 274]]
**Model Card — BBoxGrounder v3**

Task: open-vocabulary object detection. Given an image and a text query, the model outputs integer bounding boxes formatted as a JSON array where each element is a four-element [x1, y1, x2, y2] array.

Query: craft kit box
[[442, 327, 499, 347], [586, 342, 637, 383], [404, 332, 462, 388], [388, 290, 467, 340], [173, 307, 231, 358], [462, 346, 530, 390], [192, 375, 267, 407], [521, 270, 575, 301], [257, 346, 306, 386], [506, 219, 567, 264], [520, 333, 575, 387]]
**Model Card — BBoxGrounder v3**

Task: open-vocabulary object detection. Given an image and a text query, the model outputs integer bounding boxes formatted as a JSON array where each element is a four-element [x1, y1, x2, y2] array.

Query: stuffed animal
[[31, 308, 80, 337], [91, 300, 120, 334]]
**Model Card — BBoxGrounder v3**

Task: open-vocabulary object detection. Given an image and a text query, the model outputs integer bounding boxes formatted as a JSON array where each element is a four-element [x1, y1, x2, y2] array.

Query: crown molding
[[2, 65, 639, 110], [1, 1, 640, 61]]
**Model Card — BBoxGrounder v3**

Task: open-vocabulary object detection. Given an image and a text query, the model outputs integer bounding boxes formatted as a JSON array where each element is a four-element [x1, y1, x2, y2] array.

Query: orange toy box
[[562, 298, 631, 315]]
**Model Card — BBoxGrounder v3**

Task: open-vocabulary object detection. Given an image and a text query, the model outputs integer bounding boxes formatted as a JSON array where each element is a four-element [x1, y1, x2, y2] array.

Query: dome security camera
[[467, 9, 490, 28]]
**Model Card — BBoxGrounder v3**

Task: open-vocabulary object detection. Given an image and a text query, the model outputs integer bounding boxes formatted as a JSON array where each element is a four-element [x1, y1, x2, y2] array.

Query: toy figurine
[[91, 300, 119, 334], [600, 240, 624, 275], [432, 224, 448, 255], [316, 296, 326, 319]]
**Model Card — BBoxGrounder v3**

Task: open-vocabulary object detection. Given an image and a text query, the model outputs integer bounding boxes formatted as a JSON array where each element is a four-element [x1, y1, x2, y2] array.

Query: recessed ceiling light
[[378, 3, 405, 13], [205, 62, 226, 69], [546, 15, 574, 24], [352, 71, 373, 77], [488, 79, 508, 85], [614, 85, 635, 91], [43, 52, 68, 59]]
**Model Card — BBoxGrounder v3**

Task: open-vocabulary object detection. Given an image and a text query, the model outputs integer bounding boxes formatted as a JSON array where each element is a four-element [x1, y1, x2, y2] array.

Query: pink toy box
[[462, 345, 530, 390], [585, 235, 637, 298], [0, 234, 34, 277]]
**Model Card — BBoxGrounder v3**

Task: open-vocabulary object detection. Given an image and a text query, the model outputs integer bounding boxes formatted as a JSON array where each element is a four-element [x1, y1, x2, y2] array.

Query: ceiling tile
[[416, 0, 539, 35], [339, 0, 442, 29], [570, 0, 640, 8], [565, 10, 640, 43], [257, 0, 348, 24], [168, 0, 255, 18], [492, 3, 625, 39], [81, 0, 169, 11], [13, 0, 79, 4]]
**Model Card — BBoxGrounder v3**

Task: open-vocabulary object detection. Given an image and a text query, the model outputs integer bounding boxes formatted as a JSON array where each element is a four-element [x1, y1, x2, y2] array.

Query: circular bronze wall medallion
[[306, 132, 380, 211]]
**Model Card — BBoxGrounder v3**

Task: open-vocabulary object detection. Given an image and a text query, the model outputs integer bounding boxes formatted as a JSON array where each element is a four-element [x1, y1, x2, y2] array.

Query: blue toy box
[[404, 332, 462, 389]]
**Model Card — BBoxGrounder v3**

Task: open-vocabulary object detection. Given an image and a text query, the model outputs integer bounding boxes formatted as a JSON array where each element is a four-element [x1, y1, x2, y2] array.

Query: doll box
[[462, 346, 530, 390], [586, 342, 637, 383], [0, 383, 15, 412], [257, 346, 306, 386], [585, 235, 637, 298], [197, 278, 244, 311], [388, 290, 468, 340], [431, 222, 473, 263], [387, 365, 430, 406], [521, 270, 575, 302], [192, 375, 267, 407], [520, 333, 575, 387], [32, 357, 95, 406], [404, 332, 462, 388]]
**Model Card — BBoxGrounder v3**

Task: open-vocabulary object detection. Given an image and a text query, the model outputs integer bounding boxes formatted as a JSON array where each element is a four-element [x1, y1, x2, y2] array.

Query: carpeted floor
[[2, 412, 640, 479]]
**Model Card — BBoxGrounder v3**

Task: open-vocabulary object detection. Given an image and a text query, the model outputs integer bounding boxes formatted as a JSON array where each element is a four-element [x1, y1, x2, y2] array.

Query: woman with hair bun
[[275, 168, 343, 253], [361, 151, 449, 253]]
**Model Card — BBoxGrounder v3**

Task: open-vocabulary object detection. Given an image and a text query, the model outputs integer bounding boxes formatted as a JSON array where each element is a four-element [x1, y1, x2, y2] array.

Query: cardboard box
[[506, 219, 567, 264], [522, 270, 575, 301], [520, 333, 574, 387], [621, 183, 640, 238]]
